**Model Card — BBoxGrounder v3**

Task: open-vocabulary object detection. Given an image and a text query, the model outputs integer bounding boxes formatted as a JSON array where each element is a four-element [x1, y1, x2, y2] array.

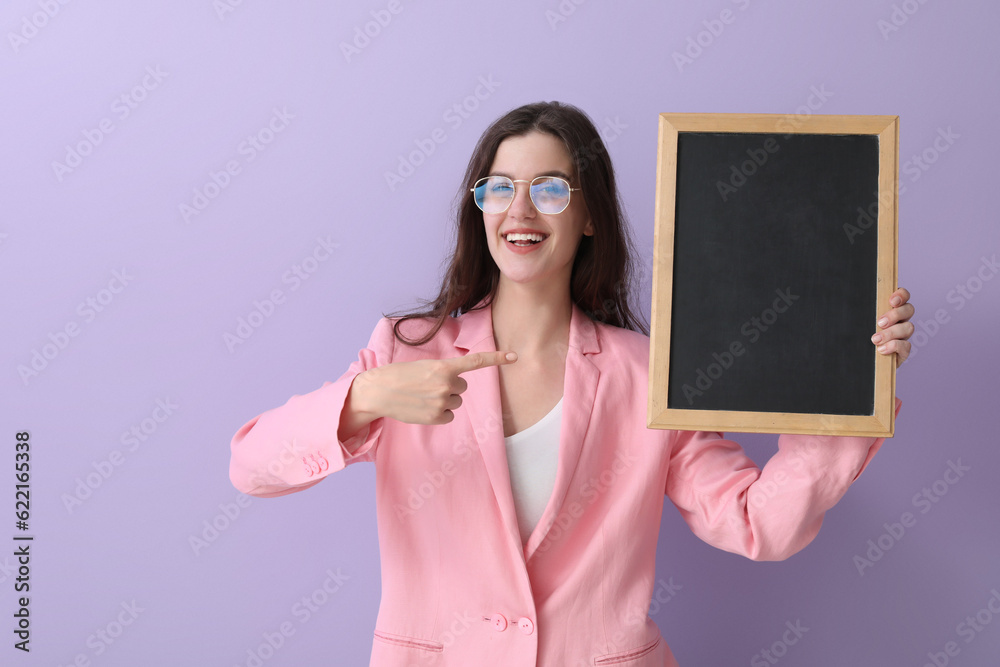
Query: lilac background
[[2, 1, 998, 665]]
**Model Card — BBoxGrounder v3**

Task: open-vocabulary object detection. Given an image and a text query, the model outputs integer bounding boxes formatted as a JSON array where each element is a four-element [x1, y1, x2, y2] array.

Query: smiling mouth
[[504, 232, 548, 246]]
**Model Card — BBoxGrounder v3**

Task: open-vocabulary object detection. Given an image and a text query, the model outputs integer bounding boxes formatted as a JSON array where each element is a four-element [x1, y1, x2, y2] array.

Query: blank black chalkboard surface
[[648, 113, 899, 437]]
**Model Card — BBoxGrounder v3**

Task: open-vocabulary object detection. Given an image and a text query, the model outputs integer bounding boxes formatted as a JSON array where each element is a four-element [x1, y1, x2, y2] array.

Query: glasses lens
[[530, 177, 571, 214], [474, 176, 514, 214]]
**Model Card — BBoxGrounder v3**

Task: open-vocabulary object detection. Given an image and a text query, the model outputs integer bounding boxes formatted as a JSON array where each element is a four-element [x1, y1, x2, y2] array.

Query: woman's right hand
[[352, 351, 518, 425]]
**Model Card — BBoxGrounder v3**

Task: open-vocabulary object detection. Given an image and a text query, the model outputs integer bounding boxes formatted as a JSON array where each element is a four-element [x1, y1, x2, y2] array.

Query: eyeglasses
[[470, 175, 580, 215]]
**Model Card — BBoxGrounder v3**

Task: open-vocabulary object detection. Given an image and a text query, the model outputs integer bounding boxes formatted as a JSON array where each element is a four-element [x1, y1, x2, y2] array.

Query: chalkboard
[[648, 114, 898, 437]]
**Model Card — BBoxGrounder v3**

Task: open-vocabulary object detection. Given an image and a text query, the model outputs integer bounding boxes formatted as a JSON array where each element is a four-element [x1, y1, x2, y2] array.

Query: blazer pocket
[[594, 635, 661, 665], [373, 629, 444, 653]]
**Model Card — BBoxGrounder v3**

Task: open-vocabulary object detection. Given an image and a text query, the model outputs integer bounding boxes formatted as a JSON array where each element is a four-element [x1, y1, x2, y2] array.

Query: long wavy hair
[[384, 101, 648, 345]]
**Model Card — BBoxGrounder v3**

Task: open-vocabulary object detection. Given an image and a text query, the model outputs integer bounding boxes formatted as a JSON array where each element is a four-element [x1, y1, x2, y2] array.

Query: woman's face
[[482, 131, 594, 292]]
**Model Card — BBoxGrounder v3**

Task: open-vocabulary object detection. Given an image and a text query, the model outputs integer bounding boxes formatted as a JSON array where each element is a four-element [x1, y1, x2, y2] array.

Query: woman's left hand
[[872, 287, 915, 368]]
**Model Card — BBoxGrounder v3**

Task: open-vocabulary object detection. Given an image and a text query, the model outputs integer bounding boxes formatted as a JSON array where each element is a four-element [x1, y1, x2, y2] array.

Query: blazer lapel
[[524, 303, 600, 563], [454, 298, 602, 565], [453, 299, 521, 550]]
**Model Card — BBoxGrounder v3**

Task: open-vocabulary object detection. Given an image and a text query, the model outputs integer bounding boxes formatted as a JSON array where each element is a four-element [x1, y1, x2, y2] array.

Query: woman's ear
[[583, 217, 595, 236]]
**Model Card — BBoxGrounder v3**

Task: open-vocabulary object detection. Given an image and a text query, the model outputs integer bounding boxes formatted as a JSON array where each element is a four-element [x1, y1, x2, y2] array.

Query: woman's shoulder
[[372, 310, 463, 356], [591, 317, 651, 362], [588, 319, 653, 395]]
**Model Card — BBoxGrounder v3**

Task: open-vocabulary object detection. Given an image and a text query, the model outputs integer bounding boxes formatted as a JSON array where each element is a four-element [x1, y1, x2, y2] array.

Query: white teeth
[[505, 233, 546, 243]]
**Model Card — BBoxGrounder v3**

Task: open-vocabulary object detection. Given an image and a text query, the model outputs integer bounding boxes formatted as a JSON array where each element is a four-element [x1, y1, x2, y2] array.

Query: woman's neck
[[490, 279, 572, 358]]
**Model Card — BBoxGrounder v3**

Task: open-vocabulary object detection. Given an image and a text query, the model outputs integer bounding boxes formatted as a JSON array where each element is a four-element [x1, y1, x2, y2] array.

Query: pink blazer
[[229, 298, 902, 666]]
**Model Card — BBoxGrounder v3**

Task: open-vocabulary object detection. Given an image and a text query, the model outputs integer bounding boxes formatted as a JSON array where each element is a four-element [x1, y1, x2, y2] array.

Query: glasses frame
[[470, 175, 581, 215]]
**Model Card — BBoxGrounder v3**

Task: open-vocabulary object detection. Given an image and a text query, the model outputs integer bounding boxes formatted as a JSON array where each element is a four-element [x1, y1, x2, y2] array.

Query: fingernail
[[871, 334, 882, 343], [878, 345, 887, 353], [891, 296, 901, 306], [878, 318, 888, 327], [506, 352, 517, 361]]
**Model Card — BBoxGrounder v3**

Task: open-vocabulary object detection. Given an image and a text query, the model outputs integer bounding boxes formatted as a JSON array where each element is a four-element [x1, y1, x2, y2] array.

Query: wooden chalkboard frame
[[648, 113, 898, 437]]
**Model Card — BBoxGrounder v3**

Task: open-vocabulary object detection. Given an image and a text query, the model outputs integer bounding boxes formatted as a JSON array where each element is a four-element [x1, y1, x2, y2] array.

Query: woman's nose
[[508, 183, 535, 218]]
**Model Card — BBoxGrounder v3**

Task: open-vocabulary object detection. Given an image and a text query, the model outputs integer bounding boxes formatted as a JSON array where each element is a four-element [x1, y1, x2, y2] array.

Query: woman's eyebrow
[[489, 169, 573, 180]]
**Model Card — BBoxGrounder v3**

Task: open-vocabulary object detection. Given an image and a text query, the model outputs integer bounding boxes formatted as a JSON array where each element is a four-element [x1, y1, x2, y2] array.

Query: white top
[[503, 397, 563, 546]]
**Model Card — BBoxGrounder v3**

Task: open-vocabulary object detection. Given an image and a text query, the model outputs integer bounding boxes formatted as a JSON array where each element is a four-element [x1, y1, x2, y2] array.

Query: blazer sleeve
[[665, 396, 903, 561], [228, 316, 396, 498]]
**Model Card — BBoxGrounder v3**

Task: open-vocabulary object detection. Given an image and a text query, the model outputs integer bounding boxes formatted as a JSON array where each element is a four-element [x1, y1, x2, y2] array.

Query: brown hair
[[384, 100, 648, 345]]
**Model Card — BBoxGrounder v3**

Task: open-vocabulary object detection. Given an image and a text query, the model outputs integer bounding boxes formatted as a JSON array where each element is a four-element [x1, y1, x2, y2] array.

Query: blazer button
[[517, 617, 534, 635], [491, 613, 508, 632]]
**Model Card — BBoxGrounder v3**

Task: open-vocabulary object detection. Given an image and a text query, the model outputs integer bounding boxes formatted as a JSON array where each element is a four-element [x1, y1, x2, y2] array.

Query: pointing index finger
[[448, 351, 518, 375]]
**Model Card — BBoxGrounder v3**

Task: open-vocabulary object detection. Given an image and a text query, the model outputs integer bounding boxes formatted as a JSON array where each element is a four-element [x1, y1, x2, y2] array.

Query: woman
[[229, 101, 914, 666]]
